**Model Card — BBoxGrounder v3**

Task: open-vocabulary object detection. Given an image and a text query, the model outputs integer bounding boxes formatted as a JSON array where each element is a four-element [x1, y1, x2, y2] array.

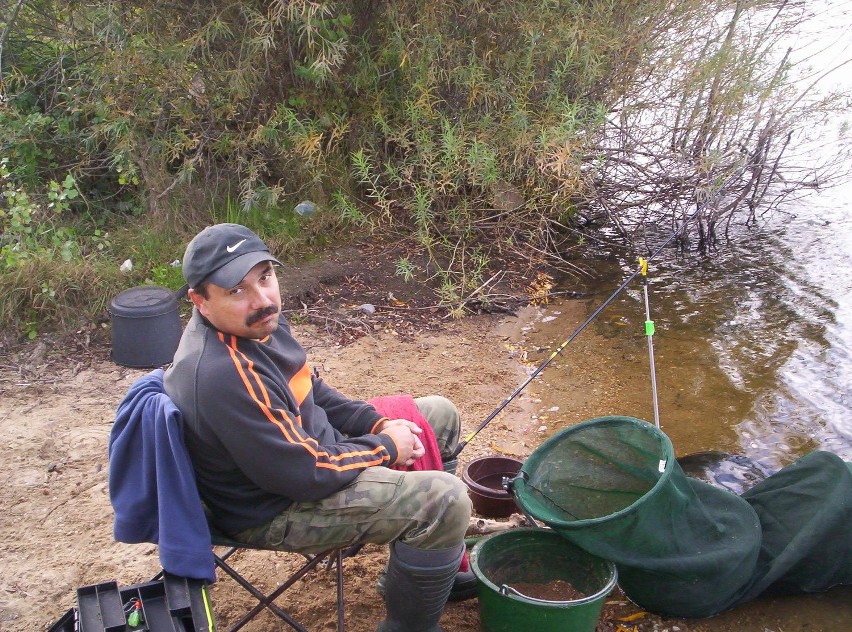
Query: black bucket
[[462, 456, 523, 518], [109, 285, 183, 368]]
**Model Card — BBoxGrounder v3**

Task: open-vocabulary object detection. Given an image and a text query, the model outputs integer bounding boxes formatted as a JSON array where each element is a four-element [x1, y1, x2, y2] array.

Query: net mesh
[[513, 416, 852, 618], [519, 417, 667, 523]]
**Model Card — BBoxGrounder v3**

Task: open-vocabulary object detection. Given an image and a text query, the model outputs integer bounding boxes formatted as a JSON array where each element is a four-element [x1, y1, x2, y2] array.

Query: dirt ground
[[1, 243, 849, 631]]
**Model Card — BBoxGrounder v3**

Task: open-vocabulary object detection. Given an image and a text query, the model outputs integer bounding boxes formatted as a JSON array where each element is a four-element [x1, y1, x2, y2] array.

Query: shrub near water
[[1, 1, 646, 322]]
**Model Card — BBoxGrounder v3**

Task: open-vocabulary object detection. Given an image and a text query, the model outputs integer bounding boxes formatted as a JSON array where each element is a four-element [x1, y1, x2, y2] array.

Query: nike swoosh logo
[[226, 239, 247, 253]]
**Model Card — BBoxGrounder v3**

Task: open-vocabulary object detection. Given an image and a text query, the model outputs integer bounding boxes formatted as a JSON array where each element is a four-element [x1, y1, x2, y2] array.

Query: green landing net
[[511, 416, 852, 618]]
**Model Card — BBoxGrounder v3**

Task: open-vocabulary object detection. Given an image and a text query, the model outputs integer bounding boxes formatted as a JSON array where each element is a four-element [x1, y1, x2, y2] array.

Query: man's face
[[190, 261, 282, 339]]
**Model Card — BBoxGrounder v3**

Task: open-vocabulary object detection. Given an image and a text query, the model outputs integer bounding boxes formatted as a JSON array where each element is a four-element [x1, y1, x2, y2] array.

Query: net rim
[[514, 416, 676, 528]]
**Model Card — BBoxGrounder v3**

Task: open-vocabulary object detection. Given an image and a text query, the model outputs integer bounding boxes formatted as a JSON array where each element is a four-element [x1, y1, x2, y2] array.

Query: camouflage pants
[[232, 396, 472, 552]]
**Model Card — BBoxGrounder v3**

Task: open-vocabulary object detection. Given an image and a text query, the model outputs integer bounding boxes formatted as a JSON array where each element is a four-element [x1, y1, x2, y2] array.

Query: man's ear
[[188, 288, 206, 312]]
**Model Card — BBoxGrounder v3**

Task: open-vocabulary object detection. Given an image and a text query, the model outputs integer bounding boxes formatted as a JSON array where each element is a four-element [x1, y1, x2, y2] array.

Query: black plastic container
[[109, 285, 183, 368], [64, 574, 214, 632], [77, 581, 125, 632], [47, 608, 76, 632]]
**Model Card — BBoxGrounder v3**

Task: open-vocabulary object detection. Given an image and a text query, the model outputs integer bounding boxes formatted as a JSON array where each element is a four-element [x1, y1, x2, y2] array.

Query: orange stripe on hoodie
[[289, 364, 313, 408], [220, 334, 388, 470]]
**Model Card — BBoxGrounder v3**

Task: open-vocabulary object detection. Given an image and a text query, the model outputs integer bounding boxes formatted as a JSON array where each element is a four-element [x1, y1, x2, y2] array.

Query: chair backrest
[[109, 369, 216, 582]]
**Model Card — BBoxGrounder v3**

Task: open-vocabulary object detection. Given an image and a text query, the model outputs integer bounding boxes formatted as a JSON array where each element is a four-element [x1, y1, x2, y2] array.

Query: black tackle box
[[48, 573, 214, 632]]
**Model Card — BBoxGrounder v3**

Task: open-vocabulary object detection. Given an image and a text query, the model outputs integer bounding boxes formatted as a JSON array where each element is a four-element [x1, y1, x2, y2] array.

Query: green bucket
[[470, 528, 617, 632]]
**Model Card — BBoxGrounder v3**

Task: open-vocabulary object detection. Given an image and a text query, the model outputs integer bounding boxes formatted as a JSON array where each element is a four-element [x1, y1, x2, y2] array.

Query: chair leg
[[335, 549, 345, 632], [214, 547, 345, 632], [215, 553, 311, 631]]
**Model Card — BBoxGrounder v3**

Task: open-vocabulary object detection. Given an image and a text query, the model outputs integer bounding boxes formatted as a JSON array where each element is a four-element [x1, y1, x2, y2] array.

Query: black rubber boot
[[376, 562, 479, 602], [447, 567, 479, 601], [376, 542, 463, 632]]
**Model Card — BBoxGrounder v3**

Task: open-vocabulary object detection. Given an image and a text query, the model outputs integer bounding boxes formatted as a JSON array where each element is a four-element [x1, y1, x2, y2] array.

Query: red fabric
[[459, 549, 470, 572], [369, 394, 468, 573], [369, 395, 443, 471]]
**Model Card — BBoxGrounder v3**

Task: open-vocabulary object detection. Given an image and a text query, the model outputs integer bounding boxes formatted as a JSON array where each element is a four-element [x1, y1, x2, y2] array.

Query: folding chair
[[207, 528, 351, 632], [110, 369, 354, 632]]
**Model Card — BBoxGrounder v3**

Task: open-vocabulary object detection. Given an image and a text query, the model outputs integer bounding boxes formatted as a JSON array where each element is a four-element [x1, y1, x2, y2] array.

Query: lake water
[[510, 180, 852, 629], [492, 4, 852, 628], [518, 181, 850, 473], [517, 159, 852, 475], [588, 186, 848, 472], [518, 1, 852, 473]]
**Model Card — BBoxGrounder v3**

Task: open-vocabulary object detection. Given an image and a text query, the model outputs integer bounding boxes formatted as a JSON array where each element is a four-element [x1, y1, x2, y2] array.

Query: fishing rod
[[450, 166, 749, 458]]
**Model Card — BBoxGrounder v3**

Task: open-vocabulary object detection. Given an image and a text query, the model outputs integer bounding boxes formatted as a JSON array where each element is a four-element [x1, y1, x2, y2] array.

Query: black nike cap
[[182, 223, 281, 289]]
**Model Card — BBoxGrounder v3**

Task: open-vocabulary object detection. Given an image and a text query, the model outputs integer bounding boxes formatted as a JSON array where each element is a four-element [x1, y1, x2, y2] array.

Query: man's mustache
[[246, 305, 279, 326]]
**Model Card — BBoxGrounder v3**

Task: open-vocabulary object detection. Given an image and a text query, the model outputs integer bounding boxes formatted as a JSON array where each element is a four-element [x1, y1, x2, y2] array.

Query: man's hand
[[378, 419, 425, 467]]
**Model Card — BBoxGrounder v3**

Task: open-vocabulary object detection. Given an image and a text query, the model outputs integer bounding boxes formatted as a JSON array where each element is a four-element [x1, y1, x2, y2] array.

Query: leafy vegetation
[[1, 0, 848, 338]]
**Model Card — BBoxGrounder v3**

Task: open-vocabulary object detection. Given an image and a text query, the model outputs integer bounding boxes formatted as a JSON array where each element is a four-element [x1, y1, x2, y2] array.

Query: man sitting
[[164, 223, 474, 631]]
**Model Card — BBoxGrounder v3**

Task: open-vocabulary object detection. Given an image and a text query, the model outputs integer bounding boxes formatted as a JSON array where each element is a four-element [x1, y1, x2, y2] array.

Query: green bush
[[1, 0, 843, 336], [1, 158, 82, 269]]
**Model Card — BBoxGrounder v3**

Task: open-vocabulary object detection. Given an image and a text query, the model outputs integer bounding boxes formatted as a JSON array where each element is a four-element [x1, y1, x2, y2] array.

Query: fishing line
[[451, 165, 749, 458]]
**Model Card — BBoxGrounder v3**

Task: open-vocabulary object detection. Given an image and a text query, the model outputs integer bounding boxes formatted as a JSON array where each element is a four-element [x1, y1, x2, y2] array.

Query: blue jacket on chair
[[109, 368, 216, 582]]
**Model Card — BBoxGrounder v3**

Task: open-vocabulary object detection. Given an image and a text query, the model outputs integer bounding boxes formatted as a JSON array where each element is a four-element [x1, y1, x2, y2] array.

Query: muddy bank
[[0, 297, 848, 631]]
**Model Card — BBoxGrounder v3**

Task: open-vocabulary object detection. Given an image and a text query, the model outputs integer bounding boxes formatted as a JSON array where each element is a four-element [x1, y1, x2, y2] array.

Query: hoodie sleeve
[[311, 374, 387, 436]]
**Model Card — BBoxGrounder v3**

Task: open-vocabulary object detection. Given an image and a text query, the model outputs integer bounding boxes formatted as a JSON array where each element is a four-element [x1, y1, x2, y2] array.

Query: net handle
[[505, 472, 544, 528]]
